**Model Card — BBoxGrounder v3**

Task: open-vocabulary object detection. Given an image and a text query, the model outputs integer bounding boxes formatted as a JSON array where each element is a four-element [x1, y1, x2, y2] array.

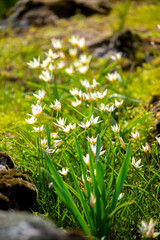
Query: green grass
[[0, 1, 160, 239]]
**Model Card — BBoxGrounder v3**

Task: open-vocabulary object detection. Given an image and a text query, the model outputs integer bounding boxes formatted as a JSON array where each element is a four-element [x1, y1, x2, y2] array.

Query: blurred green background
[[0, 0, 19, 17]]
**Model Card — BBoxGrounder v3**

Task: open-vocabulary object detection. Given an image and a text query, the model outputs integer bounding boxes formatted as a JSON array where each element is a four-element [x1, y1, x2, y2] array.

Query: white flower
[[90, 115, 102, 126], [54, 117, 66, 128], [62, 125, 71, 134], [96, 89, 107, 99], [111, 124, 120, 133], [50, 99, 61, 112], [142, 143, 151, 153], [40, 138, 47, 147], [39, 70, 52, 83], [90, 192, 96, 208], [58, 51, 66, 60], [27, 57, 40, 69], [57, 61, 65, 69], [87, 136, 97, 145], [106, 72, 121, 82], [110, 52, 122, 61], [31, 103, 44, 118], [155, 136, 160, 144], [78, 65, 89, 74], [41, 57, 51, 69], [80, 79, 90, 90], [78, 120, 91, 130], [48, 64, 55, 72], [70, 88, 79, 97], [106, 104, 115, 113], [65, 66, 74, 75], [139, 219, 160, 238], [91, 144, 105, 157], [54, 139, 63, 146], [80, 54, 92, 65], [78, 90, 85, 100], [33, 125, 44, 133], [74, 60, 82, 69], [91, 79, 99, 90], [50, 132, 58, 138], [58, 168, 69, 176], [131, 130, 140, 140], [69, 123, 76, 130], [52, 39, 62, 50], [115, 99, 123, 108], [78, 37, 85, 49], [82, 174, 92, 183], [69, 35, 79, 46], [71, 99, 82, 107], [119, 137, 126, 149], [84, 93, 92, 102], [33, 90, 45, 101], [45, 147, 55, 154], [131, 157, 143, 169], [99, 103, 107, 112], [69, 48, 77, 57], [118, 192, 124, 200], [46, 49, 59, 59], [83, 153, 90, 166], [25, 116, 37, 125], [90, 92, 98, 102]]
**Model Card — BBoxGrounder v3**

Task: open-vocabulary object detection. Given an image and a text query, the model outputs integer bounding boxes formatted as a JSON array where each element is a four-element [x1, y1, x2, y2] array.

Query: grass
[[0, 1, 160, 239]]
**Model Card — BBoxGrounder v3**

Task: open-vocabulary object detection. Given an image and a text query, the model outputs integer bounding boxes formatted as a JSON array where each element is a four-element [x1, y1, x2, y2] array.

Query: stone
[[1, 0, 111, 28], [0, 169, 37, 210], [0, 165, 7, 171], [149, 95, 160, 133], [0, 152, 15, 169], [0, 210, 88, 240]]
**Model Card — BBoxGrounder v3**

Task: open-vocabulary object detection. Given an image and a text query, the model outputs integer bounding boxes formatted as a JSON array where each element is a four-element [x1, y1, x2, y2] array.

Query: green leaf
[[110, 141, 131, 213], [63, 152, 95, 233], [46, 124, 51, 148], [122, 113, 152, 136], [75, 136, 91, 198], [43, 152, 91, 235], [95, 135, 101, 163]]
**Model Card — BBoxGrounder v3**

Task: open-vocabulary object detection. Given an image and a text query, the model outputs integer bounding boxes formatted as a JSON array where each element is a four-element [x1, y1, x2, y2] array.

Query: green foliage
[[0, 0, 19, 17]]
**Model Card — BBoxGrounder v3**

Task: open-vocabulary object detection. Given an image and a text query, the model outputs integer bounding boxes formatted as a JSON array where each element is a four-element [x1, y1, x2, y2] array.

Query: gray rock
[[0, 210, 88, 240]]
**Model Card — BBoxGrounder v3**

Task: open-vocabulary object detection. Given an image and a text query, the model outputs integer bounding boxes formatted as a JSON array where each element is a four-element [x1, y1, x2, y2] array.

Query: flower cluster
[[25, 36, 158, 237]]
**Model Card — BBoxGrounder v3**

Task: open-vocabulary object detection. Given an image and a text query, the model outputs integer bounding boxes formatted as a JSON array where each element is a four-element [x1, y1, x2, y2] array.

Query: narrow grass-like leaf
[[110, 141, 131, 213], [139, 169, 160, 203], [108, 200, 134, 219], [43, 152, 91, 235], [122, 113, 152, 136], [75, 136, 91, 198], [46, 124, 51, 148], [109, 93, 142, 103], [63, 152, 95, 233], [96, 57, 110, 82], [95, 135, 101, 163]]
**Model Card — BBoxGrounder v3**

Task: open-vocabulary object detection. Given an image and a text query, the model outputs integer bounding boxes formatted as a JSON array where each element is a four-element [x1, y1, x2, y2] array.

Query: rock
[[149, 95, 160, 133], [90, 29, 153, 69], [0, 210, 87, 240], [0, 152, 15, 169], [0, 194, 9, 210], [0, 165, 7, 171], [1, 0, 111, 28], [0, 169, 37, 210]]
